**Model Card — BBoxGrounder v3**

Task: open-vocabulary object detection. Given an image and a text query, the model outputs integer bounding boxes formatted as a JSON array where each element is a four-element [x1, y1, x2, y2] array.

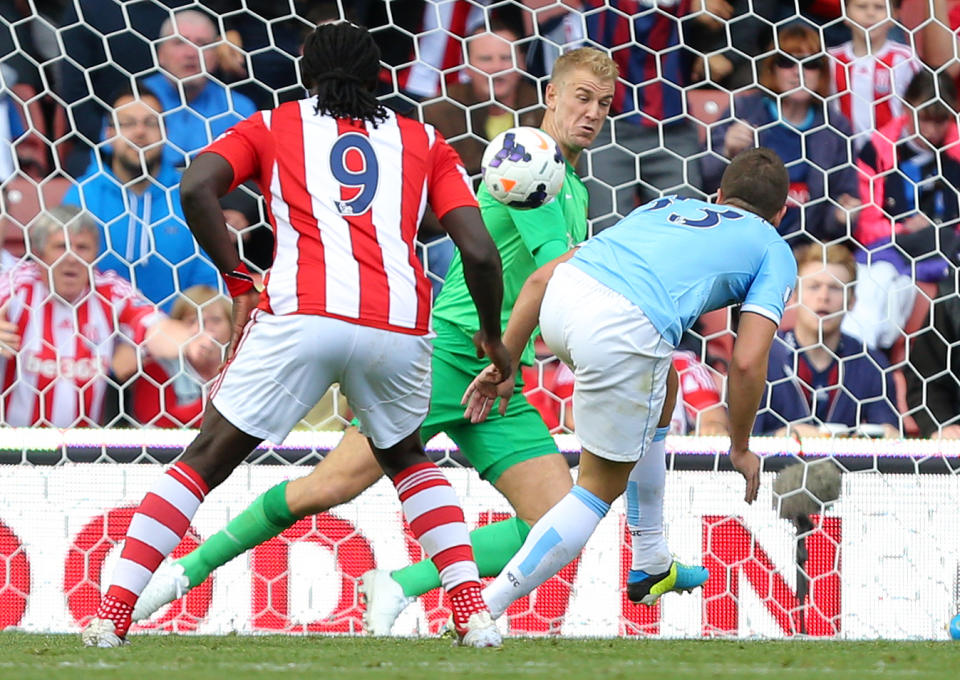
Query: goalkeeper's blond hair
[[551, 47, 619, 87]]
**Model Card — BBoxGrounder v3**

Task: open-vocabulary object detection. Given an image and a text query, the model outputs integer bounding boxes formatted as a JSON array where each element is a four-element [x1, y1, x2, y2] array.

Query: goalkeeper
[[135, 47, 707, 634]]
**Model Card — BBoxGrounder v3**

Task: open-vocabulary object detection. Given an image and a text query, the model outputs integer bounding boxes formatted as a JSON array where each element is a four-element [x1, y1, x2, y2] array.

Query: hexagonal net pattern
[[0, 0, 959, 639]]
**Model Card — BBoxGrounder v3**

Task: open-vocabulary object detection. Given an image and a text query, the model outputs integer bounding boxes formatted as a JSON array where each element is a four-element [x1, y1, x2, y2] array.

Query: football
[[481, 126, 565, 209]]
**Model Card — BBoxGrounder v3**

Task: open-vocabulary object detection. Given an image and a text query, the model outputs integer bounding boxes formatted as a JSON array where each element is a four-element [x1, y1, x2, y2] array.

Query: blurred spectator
[[58, 0, 193, 177], [906, 274, 960, 438], [702, 23, 860, 244], [753, 243, 899, 437], [670, 350, 729, 435], [582, 0, 706, 228], [61, 84, 220, 313], [521, 0, 585, 82], [855, 70, 960, 275], [421, 22, 541, 178], [683, 0, 791, 91], [921, 0, 960, 84], [0, 64, 26, 182], [0, 205, 193, 427], [220, 184, 273, 283], [827, 0, 920, 150], [141, 9, 257, 168], [127, 285, 231, 428]]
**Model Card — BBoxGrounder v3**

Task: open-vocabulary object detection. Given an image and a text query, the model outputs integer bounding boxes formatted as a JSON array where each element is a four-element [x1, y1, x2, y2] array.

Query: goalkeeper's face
[[546, 67, 615, 152], [795, 262, 853, 340]]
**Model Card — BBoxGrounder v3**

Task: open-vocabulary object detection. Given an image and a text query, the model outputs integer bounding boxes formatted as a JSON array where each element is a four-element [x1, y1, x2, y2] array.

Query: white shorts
[[539, 263, 674, 462], [212, 311, 432, 448]]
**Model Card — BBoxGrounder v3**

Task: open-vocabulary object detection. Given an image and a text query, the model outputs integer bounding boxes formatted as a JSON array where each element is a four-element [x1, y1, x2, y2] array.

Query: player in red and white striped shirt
[[83, 22, 509, 649], [0, 206, 195, 427], [828, 0, 920, 149]]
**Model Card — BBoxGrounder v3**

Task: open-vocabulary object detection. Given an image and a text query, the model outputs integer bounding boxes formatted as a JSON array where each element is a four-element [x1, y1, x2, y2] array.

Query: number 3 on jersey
[[330, 132, 379, 215], [643, 196, 743, 228]]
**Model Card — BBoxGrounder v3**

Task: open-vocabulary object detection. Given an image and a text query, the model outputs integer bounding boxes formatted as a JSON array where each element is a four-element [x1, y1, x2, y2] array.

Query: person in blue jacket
[[61, 84, 220, 313], [141, 9, 257, 168], [754, 243, 900, 437]]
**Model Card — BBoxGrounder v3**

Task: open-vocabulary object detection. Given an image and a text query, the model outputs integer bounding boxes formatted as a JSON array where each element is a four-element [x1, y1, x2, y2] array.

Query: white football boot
[[457, 611, 502, 648], [359, 568, 414, 636], [132, 561, 191, 621], [81, 617, 127, 648]]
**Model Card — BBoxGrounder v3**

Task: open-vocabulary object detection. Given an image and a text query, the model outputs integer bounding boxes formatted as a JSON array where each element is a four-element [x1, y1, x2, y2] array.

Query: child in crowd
[[828, 0, 920, 149]]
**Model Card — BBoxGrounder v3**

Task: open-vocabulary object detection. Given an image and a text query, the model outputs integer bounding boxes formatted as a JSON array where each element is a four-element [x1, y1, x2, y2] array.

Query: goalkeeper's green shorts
[[419, 346, 559, 483]]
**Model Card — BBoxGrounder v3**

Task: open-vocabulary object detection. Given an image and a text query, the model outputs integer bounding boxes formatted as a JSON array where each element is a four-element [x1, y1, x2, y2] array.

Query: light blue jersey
[[570, 196, 797, 347]]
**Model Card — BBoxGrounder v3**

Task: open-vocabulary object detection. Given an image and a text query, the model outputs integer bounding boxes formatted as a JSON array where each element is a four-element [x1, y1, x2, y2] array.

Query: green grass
[[1, 634, 957, 680]]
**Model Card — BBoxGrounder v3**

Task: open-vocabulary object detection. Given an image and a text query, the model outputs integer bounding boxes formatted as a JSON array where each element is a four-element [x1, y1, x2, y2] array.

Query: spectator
[[581, 0, 706, 228], [219, 184, 272, 283], [127, 285, 231, 428], [855, 69, 960, 275], [670, 350, 729, 436], [827, 0, 920, 151], [683, 0, 791, 91], [702, 23, 860, 244], [141, 9, 257, 168], [421, 22, 541, 179], [921, 0, 960, 85], [753, 242, 899, 437], [906, 275, 960, 438], [61, 84, 220, 313], [0, 205, 193, 427], [57, 0, 190, 177]]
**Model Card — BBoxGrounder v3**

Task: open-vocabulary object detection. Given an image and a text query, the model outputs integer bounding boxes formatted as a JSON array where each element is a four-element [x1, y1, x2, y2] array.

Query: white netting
[[0, 0, 959, 639]]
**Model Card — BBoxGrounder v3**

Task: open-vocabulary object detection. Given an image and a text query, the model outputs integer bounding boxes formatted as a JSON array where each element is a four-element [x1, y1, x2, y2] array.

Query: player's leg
[[366, 353, 570, 619], [481, 448, 629, 619], [625, 366, 708, 605], [84, 313, 346, 646], [84, 405, 264, 646], [345, 326, 498, 647], [133, 426, 383, 621], [479, 263, 673, 619]]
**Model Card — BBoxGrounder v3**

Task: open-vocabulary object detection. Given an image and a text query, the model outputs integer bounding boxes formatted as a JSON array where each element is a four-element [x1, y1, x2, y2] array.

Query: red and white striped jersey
[[669, 350, 723, 435], [0, 262, 162, 427], [204, 101, 477, 336], [828, 41, 919, 147]]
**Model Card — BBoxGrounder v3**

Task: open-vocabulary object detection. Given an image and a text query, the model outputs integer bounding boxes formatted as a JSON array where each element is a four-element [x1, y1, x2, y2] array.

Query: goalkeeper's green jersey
[[431, 160, 588, 369]]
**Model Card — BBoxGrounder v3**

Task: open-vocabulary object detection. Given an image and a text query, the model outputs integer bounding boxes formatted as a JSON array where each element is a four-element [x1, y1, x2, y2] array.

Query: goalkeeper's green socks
[[390, 516, 532, 598], [177, 481, 299, 587]]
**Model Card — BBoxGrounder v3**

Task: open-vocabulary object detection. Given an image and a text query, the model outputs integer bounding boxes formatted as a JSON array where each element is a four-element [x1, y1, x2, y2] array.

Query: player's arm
[[180, 122, 263, 360], [727, 311, 777, 504], [180, 153, 239, 274], [439, 206, 510, 376], [462, 248, 577, 422]]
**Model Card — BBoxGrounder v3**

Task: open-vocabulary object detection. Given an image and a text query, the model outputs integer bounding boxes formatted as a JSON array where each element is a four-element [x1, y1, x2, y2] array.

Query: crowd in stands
[[1, 0, 959, 440]]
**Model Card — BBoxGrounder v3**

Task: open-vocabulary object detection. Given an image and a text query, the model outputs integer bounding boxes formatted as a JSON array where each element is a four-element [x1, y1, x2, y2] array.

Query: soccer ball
[[481, 126, 565, 209]]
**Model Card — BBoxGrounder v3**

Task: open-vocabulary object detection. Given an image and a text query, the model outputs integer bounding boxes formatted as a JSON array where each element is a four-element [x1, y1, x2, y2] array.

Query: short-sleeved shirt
[[431, 160, 588, 367], [571, 196, 797, 347], [0, 262, 162, 427], [203, 101, 477, 335]]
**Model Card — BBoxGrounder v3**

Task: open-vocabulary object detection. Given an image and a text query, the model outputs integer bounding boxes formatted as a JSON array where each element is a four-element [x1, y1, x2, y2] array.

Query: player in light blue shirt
[[463, 148, 797, 618]]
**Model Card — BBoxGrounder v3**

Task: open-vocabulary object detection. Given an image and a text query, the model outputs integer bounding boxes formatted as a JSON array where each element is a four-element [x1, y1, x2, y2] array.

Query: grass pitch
[[1, 633, 957, 680]]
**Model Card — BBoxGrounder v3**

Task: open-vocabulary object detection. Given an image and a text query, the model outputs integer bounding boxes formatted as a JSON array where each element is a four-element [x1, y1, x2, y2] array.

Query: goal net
[[0, 0, 959, 639]]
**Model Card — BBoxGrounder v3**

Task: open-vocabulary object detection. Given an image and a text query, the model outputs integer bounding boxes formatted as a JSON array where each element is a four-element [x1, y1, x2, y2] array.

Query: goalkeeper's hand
[[729, 446, 760, 504], [462, 363, 515, 423]]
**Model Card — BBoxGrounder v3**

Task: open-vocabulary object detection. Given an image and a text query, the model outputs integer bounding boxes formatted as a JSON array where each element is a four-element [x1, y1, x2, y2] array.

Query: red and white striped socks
[[393, 462, 487, 631], [96, 462, 209, 638]]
